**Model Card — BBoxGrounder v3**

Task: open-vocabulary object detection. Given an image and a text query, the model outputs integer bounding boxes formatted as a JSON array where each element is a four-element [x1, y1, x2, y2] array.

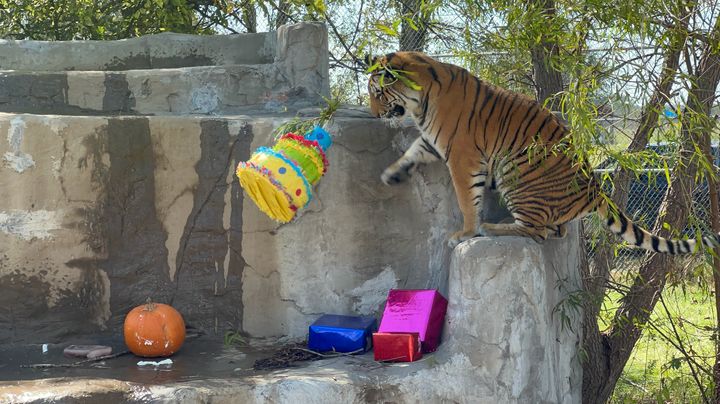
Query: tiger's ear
[[364, 54, 380, 73]]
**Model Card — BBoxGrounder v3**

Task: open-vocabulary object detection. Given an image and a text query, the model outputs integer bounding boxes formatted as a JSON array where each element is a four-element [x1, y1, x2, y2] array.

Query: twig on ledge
[[21, 350, 131, 369]]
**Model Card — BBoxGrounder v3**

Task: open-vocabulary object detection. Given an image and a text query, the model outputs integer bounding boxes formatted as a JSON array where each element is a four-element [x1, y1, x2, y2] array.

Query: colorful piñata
[[236, 126, 332, 222]]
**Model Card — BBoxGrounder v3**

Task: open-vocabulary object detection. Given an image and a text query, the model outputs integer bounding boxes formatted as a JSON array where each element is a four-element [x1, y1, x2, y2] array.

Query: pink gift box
[[378, 289, 448, 353]]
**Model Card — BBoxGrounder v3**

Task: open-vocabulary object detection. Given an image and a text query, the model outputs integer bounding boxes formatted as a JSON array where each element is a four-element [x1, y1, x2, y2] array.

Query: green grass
[[599, 267, 717, 403]]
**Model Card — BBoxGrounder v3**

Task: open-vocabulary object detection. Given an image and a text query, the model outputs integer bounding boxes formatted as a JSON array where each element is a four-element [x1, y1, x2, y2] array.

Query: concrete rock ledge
[[0, 31, 274, 71], [1, 229, 583, 404], [438, 224, 584, 403], [0, 65, 312, 115]]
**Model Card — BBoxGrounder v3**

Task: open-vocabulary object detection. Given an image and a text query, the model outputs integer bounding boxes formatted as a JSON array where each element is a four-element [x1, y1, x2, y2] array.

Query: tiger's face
[[368, 72, 410, 119], [366, 54, 423, 119]]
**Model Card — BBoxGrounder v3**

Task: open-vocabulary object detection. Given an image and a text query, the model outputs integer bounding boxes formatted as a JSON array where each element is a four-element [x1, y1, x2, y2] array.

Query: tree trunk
[[398, 0, 428, 51], [584, 28, 684, 332], [528, 0, 563, 110], [241, 1, 257, 33], [581, 37, 683, 404], [582, 13, 720, 403], [581, 3, 694, 402]]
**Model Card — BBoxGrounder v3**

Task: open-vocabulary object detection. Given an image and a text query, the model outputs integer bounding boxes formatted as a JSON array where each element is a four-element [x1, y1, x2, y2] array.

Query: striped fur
[[368, 51, 720, 253]]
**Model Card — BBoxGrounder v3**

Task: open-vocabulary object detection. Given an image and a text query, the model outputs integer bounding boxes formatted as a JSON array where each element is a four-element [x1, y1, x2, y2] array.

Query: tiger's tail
[[596, 202, 720, 254]]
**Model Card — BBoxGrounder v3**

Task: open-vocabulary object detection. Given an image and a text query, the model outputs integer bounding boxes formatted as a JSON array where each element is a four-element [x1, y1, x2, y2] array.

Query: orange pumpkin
[[123, 300, 186, 357]]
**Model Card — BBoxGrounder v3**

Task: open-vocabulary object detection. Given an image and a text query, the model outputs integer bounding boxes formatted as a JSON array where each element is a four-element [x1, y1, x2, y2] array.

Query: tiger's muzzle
[[381, 104, 405, 118]]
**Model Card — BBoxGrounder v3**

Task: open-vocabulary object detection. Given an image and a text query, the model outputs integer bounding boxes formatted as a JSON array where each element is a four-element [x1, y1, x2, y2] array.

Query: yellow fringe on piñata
[[236, 164, 294, 222], [235, 147, 311, 223]]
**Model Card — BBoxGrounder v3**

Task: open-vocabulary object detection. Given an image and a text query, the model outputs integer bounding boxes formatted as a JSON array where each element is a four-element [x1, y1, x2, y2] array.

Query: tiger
[[366, 51, 720, 253]]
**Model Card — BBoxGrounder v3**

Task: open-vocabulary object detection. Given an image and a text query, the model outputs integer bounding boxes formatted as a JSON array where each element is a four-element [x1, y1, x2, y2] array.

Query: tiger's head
[[366, 52, 431, 119]]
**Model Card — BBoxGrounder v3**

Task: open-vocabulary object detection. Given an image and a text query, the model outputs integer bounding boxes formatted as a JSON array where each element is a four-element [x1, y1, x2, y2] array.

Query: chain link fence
[[586, 164, 716, 270]]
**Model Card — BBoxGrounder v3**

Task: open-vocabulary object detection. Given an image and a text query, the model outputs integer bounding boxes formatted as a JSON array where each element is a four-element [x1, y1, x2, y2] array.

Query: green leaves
[[365, 61, 382, 74], [398, 75, 422, 90], [374, 22, 399, 37], [312, 0, 326, 14], [367, 60, 423, 91], [0, 0, 208, 40]]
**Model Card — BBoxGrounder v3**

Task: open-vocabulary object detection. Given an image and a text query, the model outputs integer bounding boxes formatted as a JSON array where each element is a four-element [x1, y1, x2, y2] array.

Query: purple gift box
[[378, 289, 448, 353]]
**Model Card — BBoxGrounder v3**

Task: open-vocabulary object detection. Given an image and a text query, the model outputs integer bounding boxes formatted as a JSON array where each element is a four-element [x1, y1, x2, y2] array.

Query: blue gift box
[[308, 314, 377, 353]]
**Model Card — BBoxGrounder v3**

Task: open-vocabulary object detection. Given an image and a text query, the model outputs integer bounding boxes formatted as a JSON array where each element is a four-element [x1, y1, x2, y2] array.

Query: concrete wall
[[0, 226, 584, 404], [0, 112, 459, 342]]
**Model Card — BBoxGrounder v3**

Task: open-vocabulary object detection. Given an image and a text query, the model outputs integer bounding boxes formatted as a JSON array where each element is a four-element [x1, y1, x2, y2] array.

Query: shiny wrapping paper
[[372, 332, 422, 362], [307, 314, 377, 353], [378, 289, 448, 353]]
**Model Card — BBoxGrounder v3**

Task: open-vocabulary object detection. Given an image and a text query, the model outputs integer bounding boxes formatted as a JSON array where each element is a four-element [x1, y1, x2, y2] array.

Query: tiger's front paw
[[381, 164, 413, 185]]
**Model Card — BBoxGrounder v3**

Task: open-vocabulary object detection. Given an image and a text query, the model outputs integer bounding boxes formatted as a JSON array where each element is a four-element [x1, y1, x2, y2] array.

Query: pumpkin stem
[[145, 297, 156, 311]]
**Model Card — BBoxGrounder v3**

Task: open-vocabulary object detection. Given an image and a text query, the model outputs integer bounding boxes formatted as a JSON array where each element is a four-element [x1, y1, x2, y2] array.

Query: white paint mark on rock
[[0, 210, 63, 240], [36, 112, 69, 133], [4, 117, 35, 173], [348, 266, 398, 315], [50, 156, 62, 179], [94, 269, 112, 328]]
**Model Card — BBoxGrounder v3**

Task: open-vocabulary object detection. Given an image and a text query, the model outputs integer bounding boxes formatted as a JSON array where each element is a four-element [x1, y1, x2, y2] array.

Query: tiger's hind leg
[[478, 221, 550, 244], [546, 223, 567, 239], [381, 136, 441, 185], [448, 159, 490, 248]]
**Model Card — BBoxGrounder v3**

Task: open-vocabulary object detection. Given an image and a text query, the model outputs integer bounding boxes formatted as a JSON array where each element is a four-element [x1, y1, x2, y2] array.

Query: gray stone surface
[[0, 65, 310, 115], [241, 116, 458, 338], [275, 22, 330, 99], [0, 23, 329, 115], [0, 31, 273, 71], [438, 225, 584, 403]]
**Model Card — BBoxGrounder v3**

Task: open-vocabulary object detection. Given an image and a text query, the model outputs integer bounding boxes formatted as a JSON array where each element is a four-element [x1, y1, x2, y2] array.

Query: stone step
[[0, 22, 331, 116], [0, 31, 273, 71], [0, 64, 318, 115]]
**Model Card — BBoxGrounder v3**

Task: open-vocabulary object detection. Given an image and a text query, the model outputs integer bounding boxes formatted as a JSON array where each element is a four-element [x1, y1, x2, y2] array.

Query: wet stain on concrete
[[0, 73, 78, 114], [362, 384, 403, 403], [149, 54, 215, 69], [0, 264, 103, 343], [171, 120, 251, 334], [102, 74, 135, 114], [46, 118, 253, 339], [71, 118, 174, 331], [103, 53, 215, 70], [100, 118, 174, 324], [103, 53, 152, 71]]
